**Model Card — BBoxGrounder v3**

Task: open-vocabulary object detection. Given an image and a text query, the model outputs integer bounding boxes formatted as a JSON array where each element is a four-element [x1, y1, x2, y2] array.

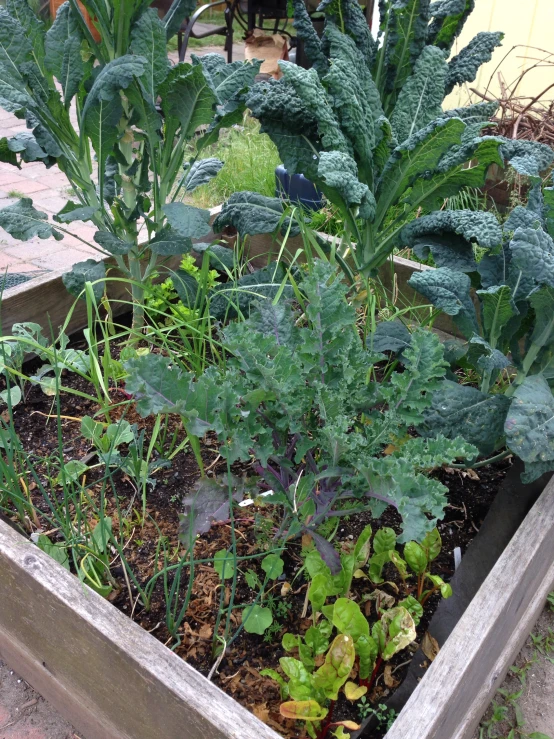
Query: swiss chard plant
[[212, 0, 554, 278], [373, 176, 554, 483], [123, 260, 476, 562], [0, 0, 260, 326]]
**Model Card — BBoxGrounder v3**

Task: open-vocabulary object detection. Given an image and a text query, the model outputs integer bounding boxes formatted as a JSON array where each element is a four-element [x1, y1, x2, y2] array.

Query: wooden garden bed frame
[[1, 212, 552, 738], [0, 477, 552, 739]]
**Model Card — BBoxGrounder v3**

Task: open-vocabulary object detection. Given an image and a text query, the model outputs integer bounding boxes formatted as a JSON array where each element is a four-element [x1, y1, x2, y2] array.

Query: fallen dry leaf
[[383, 664, 399, 689], [421, 632, 440, 662], [198, 623, 212, 639]]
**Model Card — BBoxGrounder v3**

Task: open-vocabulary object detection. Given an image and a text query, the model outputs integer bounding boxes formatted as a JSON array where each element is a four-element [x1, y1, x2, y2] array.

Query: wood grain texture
[[0, 519, 281, 739], [385, 475, 554, 739]]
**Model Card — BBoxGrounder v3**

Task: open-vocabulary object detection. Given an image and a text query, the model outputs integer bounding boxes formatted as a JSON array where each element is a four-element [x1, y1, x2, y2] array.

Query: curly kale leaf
[[360, 434, 474, 542], [408, 267, 479, 338], [380, 329, 449, 421], [390, 45, 448, 144], [427, 0, 475, 51], [445, 31, 503, 95]]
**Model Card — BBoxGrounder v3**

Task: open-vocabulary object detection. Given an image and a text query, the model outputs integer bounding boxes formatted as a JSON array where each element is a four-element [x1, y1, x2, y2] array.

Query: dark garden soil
[[3, 348, 512, 739]]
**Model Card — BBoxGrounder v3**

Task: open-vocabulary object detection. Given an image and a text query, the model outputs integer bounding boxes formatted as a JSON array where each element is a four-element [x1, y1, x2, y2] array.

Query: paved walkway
[[0, 43, 244, 288], [0, 661, 76, 739]]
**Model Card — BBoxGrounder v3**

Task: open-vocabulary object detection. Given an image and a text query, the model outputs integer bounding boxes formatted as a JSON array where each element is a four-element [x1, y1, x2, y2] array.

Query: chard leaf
[[408, 267, 479, 338], [213, 191, 299, 237], [93, 231, 133, 255], [505, 375, 554, 475], [163, 202, 211, 239], [183, 157, 224, 193], [510, 227, 554, 289], [130, 8, 170, 99], [390, 46, 448, 145], [445, 31, 504, 95], [0, 197, 61, 240], [422, 379, 510, 455], [62, 258, 105, 301], [149, 226, 192, 256]]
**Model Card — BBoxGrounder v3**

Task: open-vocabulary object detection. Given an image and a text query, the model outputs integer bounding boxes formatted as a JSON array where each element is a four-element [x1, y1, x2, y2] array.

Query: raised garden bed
[[0, 465, 552, 739]]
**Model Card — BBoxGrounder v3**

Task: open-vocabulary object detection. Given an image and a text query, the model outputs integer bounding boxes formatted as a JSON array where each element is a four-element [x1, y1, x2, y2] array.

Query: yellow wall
[[446, 0, 554, 108]]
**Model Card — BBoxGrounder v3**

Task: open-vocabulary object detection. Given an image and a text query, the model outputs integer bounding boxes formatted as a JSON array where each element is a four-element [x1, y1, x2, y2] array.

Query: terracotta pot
[[49, 0, 102, 42]]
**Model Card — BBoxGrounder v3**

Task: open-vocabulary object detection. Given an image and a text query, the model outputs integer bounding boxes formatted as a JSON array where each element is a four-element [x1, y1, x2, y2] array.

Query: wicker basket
[[49, 0, 101, 41]]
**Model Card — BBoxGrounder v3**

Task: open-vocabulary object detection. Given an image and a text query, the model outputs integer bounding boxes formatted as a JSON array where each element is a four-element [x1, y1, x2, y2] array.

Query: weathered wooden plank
[[0, 519, 281, 739], [385, 475, 554, 739]]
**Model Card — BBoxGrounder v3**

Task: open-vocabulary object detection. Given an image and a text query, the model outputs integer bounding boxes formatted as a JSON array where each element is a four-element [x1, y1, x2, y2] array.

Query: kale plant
[[0, 0, 260, 326], [373, 176, 554, 483], [213, 0, 554, 276], [123, 261, 475, 562]]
